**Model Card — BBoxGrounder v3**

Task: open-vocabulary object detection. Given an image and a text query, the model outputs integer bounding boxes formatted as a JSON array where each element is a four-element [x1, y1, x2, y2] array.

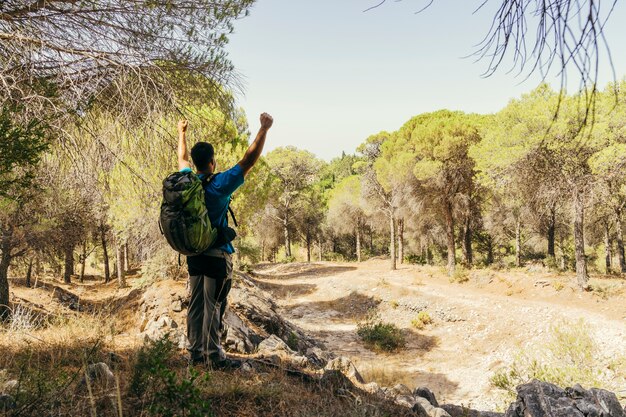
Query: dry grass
[[358, 363, 416, 388]]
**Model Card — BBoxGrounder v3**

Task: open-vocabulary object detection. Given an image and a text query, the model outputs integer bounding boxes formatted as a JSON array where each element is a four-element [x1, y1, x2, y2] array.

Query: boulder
[[2, 380, 18, 394], [324, 357, 365, 385], [414, 386, 439, 407], [412, 396, 451, 417], [392, 383, 413, 396], [505, 380, 626, 417], [441, 404, 504, 417], [319, 369, 356, 393], [396, 394, 418, 408]]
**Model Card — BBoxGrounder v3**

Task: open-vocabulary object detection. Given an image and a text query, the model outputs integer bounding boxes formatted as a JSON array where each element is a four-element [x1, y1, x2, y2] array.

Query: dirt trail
[[251, 260, 626, 410]]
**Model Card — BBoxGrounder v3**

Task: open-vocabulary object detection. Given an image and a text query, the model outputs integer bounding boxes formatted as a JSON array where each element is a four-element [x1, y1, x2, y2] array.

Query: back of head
[[190, 142, 215, 172]]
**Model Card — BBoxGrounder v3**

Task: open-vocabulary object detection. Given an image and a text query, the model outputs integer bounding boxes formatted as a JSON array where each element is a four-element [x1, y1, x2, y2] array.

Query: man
[[177, 112, 274, 368]]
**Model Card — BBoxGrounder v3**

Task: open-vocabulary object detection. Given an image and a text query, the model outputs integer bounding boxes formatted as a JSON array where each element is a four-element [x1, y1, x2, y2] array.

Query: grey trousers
[[186, 252, 233, 360]]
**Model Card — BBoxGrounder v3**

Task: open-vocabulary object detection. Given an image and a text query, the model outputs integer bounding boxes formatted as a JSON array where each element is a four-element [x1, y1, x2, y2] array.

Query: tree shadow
[[248, 278, 318, 298], [285, 291, 380, 320], [251, 263, 357, 280]]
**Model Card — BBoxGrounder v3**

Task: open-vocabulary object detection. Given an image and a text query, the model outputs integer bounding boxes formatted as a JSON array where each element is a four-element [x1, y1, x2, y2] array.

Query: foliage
[[130, 337, 213, 417], [357, 312, 406, 352], [411, 311, 433, 330]]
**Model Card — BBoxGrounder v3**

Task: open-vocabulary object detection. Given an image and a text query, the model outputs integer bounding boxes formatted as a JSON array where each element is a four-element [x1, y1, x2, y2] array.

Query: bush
[[449, 266, 469, 283], [130, 337, 213, 417], [411, 311, 433, 330], [357, 313, 405, 352]]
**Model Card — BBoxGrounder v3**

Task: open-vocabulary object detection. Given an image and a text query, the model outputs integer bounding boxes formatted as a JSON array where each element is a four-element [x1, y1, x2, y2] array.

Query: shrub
[[389, 300, 399, 309], [130, 337, 213, 417], [411, 311, 432, 330], [357, 313, 405, 352], [449, 266, 469, 283]]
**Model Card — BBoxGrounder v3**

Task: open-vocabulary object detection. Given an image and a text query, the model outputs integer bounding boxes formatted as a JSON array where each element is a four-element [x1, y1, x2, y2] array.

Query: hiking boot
[[188, 356, 207, 368], [207, 354, 242, 370]]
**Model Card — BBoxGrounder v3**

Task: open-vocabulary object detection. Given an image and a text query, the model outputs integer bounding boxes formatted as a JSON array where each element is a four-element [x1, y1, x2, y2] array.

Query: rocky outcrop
[[504, 380, 626, 417]]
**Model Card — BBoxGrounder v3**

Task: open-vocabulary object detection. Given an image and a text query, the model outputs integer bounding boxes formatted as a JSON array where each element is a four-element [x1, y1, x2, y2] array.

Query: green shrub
[[130, 336, 213, 417], [357, 313, 405, 352]]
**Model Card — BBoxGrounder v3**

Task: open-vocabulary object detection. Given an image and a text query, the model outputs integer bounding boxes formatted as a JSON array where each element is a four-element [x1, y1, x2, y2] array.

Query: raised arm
[[177, 119, 191, 170], [238, 112, 273, 176]]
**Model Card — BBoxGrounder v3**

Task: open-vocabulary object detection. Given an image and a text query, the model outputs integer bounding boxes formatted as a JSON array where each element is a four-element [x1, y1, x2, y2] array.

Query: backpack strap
[[201, 172, 238, 228]]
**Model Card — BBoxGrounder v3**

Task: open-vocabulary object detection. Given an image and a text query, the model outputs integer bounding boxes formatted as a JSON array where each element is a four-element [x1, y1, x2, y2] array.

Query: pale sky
[[226, 0, 626, 161]]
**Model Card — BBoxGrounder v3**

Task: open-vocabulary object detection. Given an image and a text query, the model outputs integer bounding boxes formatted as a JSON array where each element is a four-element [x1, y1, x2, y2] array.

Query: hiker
[[177, 112, 274, 368]]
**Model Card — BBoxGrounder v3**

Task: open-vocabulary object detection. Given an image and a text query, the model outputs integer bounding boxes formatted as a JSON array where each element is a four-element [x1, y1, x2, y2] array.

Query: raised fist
[[178, 119, 188, 133], [260, 113, 273, 130]]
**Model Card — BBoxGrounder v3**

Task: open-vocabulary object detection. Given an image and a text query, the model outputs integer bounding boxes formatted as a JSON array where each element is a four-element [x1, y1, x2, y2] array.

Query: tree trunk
[[397, 219, 404, 264], [515, 219, 522, 268], [444, 200, 455, 275], [101, 229, 110, 283], [123, 242, 129, 272], [356, 224, 361, 263], [0, 246, 11, 320], [547, 206, 556, 258], [306, 230, 311, 263], [63, 245, 74, 284], [605, 221, 612, 274], [79, 241, 87, 283], [26, 257, 33, 288], [573, 188, 590, 290], [615, 208, 626, 273], [318, 239, 322, 262], [389, 215, 396, 271], [283, 217, 291, 259], [116, 243, 126, 288], [462, 215, 473, 267]]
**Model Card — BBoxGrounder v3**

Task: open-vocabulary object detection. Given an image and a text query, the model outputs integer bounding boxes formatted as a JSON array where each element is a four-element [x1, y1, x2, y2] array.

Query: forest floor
[[3, 260, 626, 414], [249, 260, 626, 410]]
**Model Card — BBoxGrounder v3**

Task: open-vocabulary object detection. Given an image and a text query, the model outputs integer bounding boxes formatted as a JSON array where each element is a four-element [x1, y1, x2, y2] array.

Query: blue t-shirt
[[180, 164, 244, 254]]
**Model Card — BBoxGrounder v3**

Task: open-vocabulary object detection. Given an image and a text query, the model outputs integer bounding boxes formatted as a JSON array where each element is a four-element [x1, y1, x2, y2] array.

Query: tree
[[0, 0, 254, 114], [327, 176, 368, 262], [378, 111, 480, 275], [264, 147, 322, 259]]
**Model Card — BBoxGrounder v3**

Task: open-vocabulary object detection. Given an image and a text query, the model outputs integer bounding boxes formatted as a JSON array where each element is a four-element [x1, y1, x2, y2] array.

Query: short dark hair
[[190, 142, 214, 172]]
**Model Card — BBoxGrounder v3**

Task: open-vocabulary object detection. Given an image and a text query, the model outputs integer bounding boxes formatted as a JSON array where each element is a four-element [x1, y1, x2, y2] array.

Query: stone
[[412, 397, 451, 417], [362, 382, 383, 395], [324, 357, 364, 384], [504, 380, 625, 417], [392, 383, 412, 396], [441, 404, 504, 417], [171, 299, 183, 312], [319, 370, 355, 392], [414, 386, 439, 407], [83, 363, 116, 391], [258, 334, 295, 355], [396, 394, 417, 408]]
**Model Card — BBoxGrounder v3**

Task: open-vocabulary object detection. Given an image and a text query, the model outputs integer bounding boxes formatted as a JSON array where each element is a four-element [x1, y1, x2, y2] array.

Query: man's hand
[[260, 113, 273, 130], [178, 119, 188, 134]]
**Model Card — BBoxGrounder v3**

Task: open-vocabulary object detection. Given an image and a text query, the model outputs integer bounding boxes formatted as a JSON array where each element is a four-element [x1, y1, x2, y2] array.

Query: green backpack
[[159, 171, 218, 256]]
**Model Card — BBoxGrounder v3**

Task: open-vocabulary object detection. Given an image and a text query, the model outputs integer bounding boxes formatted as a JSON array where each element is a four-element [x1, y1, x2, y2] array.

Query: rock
[[82, 363, 116, 391], [258, 334, 295, 355], [305, 346, 330, 368], [319, 369, 355, 392], [171, 299, 183, 312], [505, 380, 626, 417], [414, 386, 439, 407], [392, 383, 412, 396], [396, 394, 417, 408], [324, 357, 364, 384], [0, 394, 15, 411], [441, 404, 504, 417], [412, 397, 451, 417], [2, 380, 18, 394], [362, 382, 383, 395], [223, 309, 258, 353]]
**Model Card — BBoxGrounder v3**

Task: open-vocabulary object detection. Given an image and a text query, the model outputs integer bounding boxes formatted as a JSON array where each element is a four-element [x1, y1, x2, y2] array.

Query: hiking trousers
[[186, 252, 233, 361]]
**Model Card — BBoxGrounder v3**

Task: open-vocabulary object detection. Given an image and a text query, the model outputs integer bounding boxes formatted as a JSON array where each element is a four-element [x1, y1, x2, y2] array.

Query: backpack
[[159, 171, 238, 256], [159, 171, 218, 256]]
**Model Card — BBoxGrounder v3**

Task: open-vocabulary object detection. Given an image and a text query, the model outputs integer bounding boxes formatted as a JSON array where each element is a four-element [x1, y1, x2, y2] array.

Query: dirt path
[[251, 260, 626, 410]]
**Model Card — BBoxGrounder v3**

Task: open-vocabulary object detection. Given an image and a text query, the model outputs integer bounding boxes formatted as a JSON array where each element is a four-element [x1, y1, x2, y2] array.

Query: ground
[[3, 260, 626, 414], [249, 260, 626, 410]]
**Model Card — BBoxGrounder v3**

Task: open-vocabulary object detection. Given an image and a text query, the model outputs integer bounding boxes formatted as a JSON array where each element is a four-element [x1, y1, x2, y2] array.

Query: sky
[[226, 0, 626, 161]]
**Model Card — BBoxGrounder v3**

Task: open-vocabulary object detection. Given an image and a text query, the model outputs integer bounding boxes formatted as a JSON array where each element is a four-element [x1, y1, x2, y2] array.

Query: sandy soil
[[250, 260, 626, 410]]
